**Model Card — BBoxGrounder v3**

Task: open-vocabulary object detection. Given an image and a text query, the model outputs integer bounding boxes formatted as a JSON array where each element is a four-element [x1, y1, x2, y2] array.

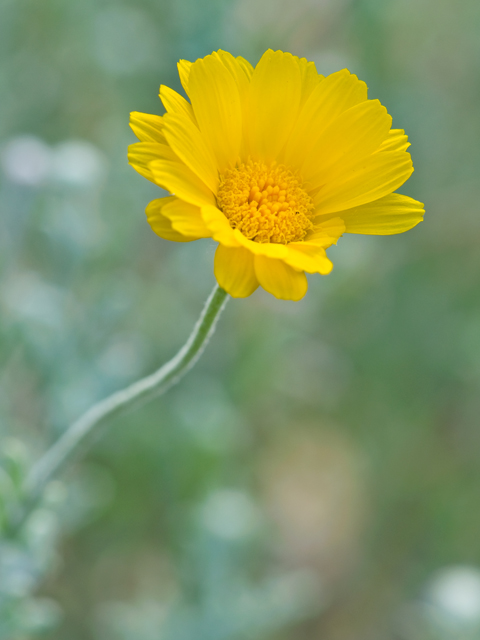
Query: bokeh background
[[1, 0, 480, 638]]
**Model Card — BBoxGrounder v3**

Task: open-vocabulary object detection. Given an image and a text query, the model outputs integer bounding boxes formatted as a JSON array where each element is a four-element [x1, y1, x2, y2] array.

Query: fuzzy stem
[[22, 284, 229, 512]]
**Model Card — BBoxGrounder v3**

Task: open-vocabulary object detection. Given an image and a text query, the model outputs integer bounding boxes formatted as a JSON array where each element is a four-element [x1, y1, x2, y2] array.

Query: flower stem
[[21, 284, 229, 520]]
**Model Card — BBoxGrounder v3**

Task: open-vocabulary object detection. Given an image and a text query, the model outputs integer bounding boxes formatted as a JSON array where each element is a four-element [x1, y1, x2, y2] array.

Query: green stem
[[22, 284, 229, 514]]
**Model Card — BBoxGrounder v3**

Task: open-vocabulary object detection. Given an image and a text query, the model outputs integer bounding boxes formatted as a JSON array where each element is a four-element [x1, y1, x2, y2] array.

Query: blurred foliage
[[1, 0, 480, 638]]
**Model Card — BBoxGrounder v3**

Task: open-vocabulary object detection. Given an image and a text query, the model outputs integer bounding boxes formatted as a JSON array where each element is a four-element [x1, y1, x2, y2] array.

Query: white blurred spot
[[0, 136, 52, 186], [0, 544, 37, 596], [0, 136, 106, 189], [2, 272, 66, 329], [52, 140, 106, 187], [427, 565, 480, 621], [93, 6, 160, 75], [200, 490, 260, 540], [25, 509, 59, 555]]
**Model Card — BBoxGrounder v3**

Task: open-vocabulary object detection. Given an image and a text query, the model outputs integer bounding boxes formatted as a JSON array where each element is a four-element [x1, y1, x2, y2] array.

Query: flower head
[[129, 50, 424, 300]]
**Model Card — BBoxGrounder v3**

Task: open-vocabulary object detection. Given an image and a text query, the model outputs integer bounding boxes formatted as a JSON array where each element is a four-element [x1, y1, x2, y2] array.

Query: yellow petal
[[318, 193, 425, 235], [162, 198, 211, 238], [146, 197, 197, 242], [254, 254, 308, 301], [296, 57, 324, 107], [314, 150, 414, 215], [284, 243, 333, 274], [214, 244, 258, 297], [128, 142, 177, 182], [283, 69, 367, 170], [150, 159, 215, 207], [177, 59, 192, 93], [247, 50, 302, 162], [233, 230, 289, 258], [187, 53, 243, 171], [129, 112, 166, 144], [305, 217, 346, 246], [162, 113, 219, 193], [303, 99, 392, 189], [201, 205, 240, 247], [236, 55, 254, 79], [159, 85, 196, 123], [212, 51, 253, 159], [379, 128, 410, 153], [213, 50, 251, 97]]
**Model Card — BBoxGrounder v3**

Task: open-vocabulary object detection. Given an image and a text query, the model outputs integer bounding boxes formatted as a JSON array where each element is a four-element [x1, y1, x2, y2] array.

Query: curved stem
[[22, 284, 229, 513]]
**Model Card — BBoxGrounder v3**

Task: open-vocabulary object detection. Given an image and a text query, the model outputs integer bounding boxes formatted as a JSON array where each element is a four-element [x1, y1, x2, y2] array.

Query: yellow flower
[[129, 50, 424, 301]]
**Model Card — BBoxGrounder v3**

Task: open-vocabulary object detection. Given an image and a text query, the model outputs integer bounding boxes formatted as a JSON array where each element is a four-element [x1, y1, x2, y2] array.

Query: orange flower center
[[217, 161, 315, 244]]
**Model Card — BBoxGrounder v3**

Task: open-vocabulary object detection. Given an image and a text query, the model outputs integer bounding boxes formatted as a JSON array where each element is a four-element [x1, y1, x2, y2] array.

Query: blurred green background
[[1, 0, 480, 638]]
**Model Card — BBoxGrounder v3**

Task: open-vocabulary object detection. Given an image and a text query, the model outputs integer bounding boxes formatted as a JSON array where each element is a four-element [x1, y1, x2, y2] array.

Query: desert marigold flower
[[129, 50, 424, 301]]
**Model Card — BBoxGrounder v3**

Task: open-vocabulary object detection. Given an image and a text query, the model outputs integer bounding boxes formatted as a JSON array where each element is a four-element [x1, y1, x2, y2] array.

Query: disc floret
[[217, 161, 315, 244]]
